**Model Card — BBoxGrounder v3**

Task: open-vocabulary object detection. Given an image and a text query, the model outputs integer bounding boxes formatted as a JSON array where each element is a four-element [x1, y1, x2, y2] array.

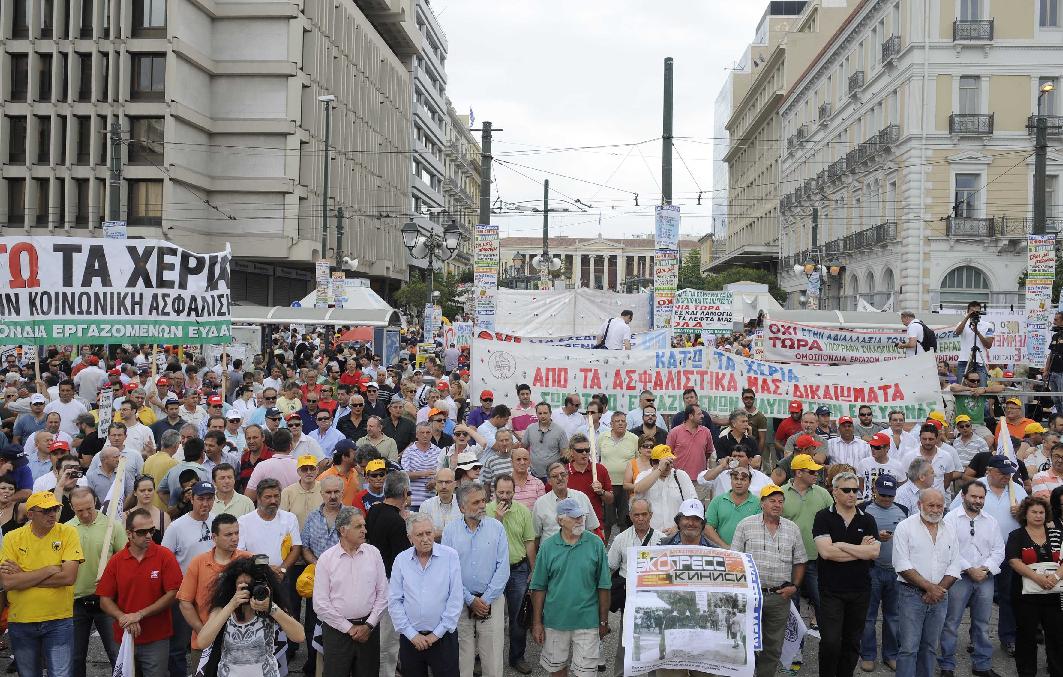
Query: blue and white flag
[[113, 631, 135, 677]]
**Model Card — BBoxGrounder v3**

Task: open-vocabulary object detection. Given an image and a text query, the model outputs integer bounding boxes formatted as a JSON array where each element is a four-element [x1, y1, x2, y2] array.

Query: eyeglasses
[[571, 447, 591, 454], [132, 527, 158, 537], [730, 472, 751, 479], [316, 416, 331, 422], [549, 472, 569, 480], [431, 418, 445, 424], [453, 430, 468, 437], [368, 471, 387, 478], [956, 423, 971, 429], [837, 487, 860, 494], [640, 443, 654, 449]]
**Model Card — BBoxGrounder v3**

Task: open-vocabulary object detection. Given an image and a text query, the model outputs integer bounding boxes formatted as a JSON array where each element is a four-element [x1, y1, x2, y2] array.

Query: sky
[[434, 1, 768, 241]]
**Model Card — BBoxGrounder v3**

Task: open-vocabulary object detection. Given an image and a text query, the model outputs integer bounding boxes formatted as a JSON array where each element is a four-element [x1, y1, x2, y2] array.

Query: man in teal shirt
[[530, 497, 611, 677], [704, 468, 762, 548]]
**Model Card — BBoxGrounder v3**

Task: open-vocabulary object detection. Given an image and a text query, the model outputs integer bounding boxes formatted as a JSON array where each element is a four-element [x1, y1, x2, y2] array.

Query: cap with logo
[[759, 484, 784, 500], [795, 434, 822, 450], [927, 411, 948, 426], [791, 454, 824, 471], [674, 498, 705, 523], [868, 432, 891, 448], [480, 390, 494, 401], [436, 382, 449, 390], [650, 444, 675, 461], [297, 455, 318, 469], [284, 412, 302, 422], [1005, 397, 1023, 407], [207, 395, 223, 406], [225, 410, 243, 420], [365, 459, 388, 473], [48, 440, 70, 453], [0, 445, 27, 467], [157, 377, 170, 386], [26, 491, 61, 511], [29, 394, 46, 405], [788, 400, 802, 413], [874, 475, 899, 496], [924, 419, 943, 431], [837, 416, 853, 425], [192, 481, 217, 496], [987, 456, 1017, 474], [1025, 422, 1046, 435], [815, 406, 831, 416]]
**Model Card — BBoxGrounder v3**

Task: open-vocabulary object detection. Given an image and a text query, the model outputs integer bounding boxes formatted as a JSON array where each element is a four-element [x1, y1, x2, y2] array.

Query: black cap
[[0, 445, 28, 468], [264, 407, 282, 419]]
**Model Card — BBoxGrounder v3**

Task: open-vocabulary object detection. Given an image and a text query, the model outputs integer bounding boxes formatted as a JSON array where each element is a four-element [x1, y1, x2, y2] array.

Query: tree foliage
[[393, 270, 470, 321], [675, 246, 788, 303]]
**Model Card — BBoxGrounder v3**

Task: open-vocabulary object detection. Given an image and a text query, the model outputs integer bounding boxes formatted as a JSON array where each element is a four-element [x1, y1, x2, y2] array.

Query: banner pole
[[588, 417, 599, 484], [33, 348, 41, 383], [96, 456, 127, 583], [221, 344, 229, 398], [150, 344, 159, 378]]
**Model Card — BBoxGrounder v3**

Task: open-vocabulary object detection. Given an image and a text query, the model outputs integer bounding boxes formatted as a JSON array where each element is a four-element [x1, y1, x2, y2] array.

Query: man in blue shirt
[[442, 482, 510, 677], [389, 512, 464, 677]]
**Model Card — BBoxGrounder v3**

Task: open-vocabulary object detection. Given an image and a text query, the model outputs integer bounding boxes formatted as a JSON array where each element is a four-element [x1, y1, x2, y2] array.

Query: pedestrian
[[442, 482, 510, 677], [401, 422, 443, 510], [632, 445, 696, 535], [509, 446, 546, 510], [732, 485, 807, 677], [68, 486, 126, 677], [891, 488, 963, 677], [529, 498, 611, 677], [298, 475, 345, 674], [858, 476, 906, 672], [389, 512, 464, 677], [664, 405, 714, 490], [564, 434, 613, 535], [0, 490, 83, 677], [939, 481, 1004, 677], [782, 454, 834, 621], [366, 471, 413, 677], [606, 497, 659, 677], [597, 412, 638, 533], [237, 477, 303, 575], [486, 474, 537, 674], [595, 309, 634, 350], [314, 506, 389, 677], [813, 471, 880, 677], [894, 458, 934, 515], [854, 432, 907, 503], [97, 507, 183, 674], [704, 466, 762, 549], [533, 462, 601, 542], [280, 454, 323, 531]]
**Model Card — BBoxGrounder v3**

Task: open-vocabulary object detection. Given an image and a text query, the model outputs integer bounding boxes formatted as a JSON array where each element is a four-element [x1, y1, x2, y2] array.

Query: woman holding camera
[[193, 556, 305, 677]]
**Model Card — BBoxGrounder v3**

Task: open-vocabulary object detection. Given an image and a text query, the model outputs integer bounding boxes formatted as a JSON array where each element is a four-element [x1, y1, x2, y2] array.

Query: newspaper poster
[[474, 225, 499, 330], [672, 290, 734, 335], [655, 205, 680, 250], [454, 322, 474, 348], [624, 546, 761, 677], [470, 338, 942, 420], [653, 250, 679, 330], [97, 387, 114, 437], [0, 237, 231, 345], [330, 272, 347, 307], [1026, 235, 1056, 366]]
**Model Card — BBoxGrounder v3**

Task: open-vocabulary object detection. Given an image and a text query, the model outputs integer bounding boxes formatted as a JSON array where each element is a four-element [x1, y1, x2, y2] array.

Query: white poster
[[314, 260, 330, 309], [672, 290, 734, 335], [624, 546, 761, 677], [1026, 235, 1055, 366], [97, 387, 113, 437], [102, 221, 127, 240], [493, 288, 652, 337], [474, 225, 499, 330]]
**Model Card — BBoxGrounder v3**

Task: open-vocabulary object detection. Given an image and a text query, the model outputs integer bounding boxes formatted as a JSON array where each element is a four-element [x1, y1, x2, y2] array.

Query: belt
[[348, 615, 370, 626], [418, 630, 433, 636], [510, 558, 528, 569]]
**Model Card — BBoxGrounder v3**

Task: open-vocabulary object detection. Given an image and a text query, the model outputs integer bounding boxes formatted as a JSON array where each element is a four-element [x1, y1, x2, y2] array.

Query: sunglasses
[[132, 527, 158, 537], [454, 431, 468, 437], [956, 423, 971, 429], [836, 487, 860, 494], [482, 398, 493, 403], [288, 422, 302, 427], [368, 471, 387, 478], [571, 447, 591, 454], [431, 418, 445, 424], [640, 443, 654, 449], [316, 416, 331, 422], [351, 403, 364, 408], [306, 400, 319, 404]]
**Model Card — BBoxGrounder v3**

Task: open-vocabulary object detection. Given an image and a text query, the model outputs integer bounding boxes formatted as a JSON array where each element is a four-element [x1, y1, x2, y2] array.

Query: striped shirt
[[401, 442, 442, 508], [479, 450, 514, 496], [731, 514, 807, 588], [512, 474, 546, 511]]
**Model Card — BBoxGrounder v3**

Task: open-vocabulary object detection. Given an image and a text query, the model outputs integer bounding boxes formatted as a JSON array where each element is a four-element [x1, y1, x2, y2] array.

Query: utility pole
[[318, 95, 335, 258], [335, 207, 345, 263], [540, 180, 550, 290], [1034, 115, 1048, 235], [478, 121, 494, 225], [812, 208, 823, 308], [662, 57, 674, 206], [108, 121, 123, 222]]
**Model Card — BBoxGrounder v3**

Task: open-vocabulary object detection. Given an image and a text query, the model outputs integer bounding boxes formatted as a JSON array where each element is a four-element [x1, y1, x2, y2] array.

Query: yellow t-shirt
[[143, 452, 179, 510], [0, 523, 84, 622]]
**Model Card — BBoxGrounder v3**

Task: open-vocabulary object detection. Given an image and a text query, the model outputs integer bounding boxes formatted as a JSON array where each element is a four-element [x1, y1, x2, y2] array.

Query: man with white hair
[[607, 497, 659, 677], [533, 462, 600, 542]]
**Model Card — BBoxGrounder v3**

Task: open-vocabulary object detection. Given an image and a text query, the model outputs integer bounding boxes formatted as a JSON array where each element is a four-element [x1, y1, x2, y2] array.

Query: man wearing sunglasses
[[812, 471, 880, 677], [467, 391, 496, 429], [950, 414, 990, 469]]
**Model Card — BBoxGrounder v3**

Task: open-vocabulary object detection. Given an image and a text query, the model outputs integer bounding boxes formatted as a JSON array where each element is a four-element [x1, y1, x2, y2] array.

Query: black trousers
[[321, 623, 380, 677], [1012, 593, 1063, 677], [398, 631, 459, 677], [817, 588, 870, 677]]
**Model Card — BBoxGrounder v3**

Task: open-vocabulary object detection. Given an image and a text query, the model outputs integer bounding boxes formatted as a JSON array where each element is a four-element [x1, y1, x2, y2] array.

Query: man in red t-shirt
[[97, 507, 184, 674], [563, 433, 612, 536], [774, 400, 804, 457]]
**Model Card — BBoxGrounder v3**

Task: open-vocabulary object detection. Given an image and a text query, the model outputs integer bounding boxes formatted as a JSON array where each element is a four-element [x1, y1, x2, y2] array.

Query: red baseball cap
[[124, 382, 138, 392], [795, 434, 822, 449], [207, 395, 223, 406], [869, 432, 890, 447], [838, 416, 853, 425], [107, 368, 121, 376], [86, 356, 100, 365], [480, 390, 494, 401], [157, 377, 169, 386], [284, 411, 302, 422], [48, 440, 70, 452], [788, 400, 802, 413], [924, 418, 943, 431], [436, 381, 449, 390]]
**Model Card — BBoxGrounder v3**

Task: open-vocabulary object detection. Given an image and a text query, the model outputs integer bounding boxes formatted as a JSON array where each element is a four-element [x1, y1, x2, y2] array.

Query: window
[[97, 54, 108, 101], [56, 180, 66, 226], [13, 0, 29, 38], [38, 54, 53, 101], [1042, 0, 1060, 27], [132, 0, 166, 33], [40, 0, 55, 37], [57, 53, 68, 102], [80, 0, 94, 37], [959, 76, 980, 114], [960, 0, 982, 20], [954, 173, 981, 217], [128, 118, 163, 164], [36, 116, 51, 164], [10, 55, 29, 101], [130, 54, 165, 100], [56, 118, 66, 164], [1048, 175, 1060, 219], [97, 116, 108, 164], [35, 179, 50, 225], [7, 117, 27, 164], [74, 179, 90, 226], [941, 266, 990, 305], [77, 53, 92, 100], [128, 180, 163, 225], [7, 180, 27, 226], [882, 268, 896, 294], [1040, 77, 1059, 115], [75, 116, 91, 164]]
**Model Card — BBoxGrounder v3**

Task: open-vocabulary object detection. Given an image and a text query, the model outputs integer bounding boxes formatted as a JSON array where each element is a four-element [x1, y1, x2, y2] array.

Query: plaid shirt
[[301, 506, 341, 559], [731, 514, 807, 588]]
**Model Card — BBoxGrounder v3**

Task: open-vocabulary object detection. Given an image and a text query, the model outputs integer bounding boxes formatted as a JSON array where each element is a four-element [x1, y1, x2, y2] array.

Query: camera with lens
[[249, 554, 273, 611]]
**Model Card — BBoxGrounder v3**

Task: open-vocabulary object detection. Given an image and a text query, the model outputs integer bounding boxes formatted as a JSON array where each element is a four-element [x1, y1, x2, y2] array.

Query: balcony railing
[[953, 19, 994, 42], [848, 70, 866, 95], [945, 215, 1027, 237], [828, 158, 847, 181], [1021, 218, 1063, 234], [819, 102, 832, 121], [881, 35, 901, 63], [878, 124, 900, 146], [949, 113, 994, 135], [796, 124, 810, 141], [1027, 115, 1063, 136]]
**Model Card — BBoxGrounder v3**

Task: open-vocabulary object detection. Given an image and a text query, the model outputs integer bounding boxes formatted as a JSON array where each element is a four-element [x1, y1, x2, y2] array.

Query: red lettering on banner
[[866, 388, 879, 403], [638, 371, 654, 391], [0, 243, 40, 288], [853, 389, 866, 403], [588, 370, 602, 389], [806, 385, 821, 399], [682, 371, 696, 389], [533, 367, 568, 389]]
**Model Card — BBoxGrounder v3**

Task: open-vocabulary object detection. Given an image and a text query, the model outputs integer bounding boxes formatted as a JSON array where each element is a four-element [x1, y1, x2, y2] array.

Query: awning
[[337, 326, 375, 343], [230, 305, 401, 327]]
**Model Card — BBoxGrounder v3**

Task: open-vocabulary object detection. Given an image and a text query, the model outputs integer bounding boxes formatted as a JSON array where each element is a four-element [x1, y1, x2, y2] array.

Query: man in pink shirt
[[665, 404, 715, 482], [245, 426, 300, 502], [1032, 444, 1063, 498], [313, 506, 389, 676]]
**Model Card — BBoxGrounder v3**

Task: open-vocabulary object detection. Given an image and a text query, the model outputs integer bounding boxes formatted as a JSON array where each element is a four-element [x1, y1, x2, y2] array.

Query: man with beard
[[661, 498, 712, 546], [237, 477, 303, 575]]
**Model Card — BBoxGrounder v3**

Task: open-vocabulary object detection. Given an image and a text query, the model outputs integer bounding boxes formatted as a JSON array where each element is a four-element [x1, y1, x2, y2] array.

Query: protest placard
[[454, 322, 474, 348], [624, 546, 761, 677], [672, 290, 734, 335], [1026, 235, 1055, 366], [475, 329, 671, 351], [470, 338, 941, 420], [474, 225, 499, 329], [653, 250, 679, 330], [0, 237, 231, 345]]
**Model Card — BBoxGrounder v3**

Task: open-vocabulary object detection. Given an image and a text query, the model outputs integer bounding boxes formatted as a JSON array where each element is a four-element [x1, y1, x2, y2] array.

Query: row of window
[[4, 177, 161, 226], [7, 0, 164, 39], [5, 115, 162, 166], [7, 52, 165, 102]]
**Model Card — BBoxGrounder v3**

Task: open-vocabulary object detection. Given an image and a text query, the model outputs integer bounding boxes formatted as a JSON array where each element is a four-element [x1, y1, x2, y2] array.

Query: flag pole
[[96, 456, 127, 583]]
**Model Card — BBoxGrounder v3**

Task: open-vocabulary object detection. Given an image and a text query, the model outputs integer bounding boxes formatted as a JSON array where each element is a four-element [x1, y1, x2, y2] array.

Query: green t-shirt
[[486, 500, 536, 565], [66, 512, 127, 599], [705, 492, 762, 545], [529, 530, 610, 630], [782, 482, 834, 559], [953, 394, 986, 425]]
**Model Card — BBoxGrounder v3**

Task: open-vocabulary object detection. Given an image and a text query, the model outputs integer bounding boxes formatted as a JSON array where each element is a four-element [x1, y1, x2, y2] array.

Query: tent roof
[[231, 305, 401, 327]]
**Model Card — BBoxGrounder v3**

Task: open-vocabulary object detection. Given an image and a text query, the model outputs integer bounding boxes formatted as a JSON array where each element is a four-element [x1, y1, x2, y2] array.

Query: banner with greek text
[[476, 328, 672, 351], [474, 225, 499, 330], [653, 250, 678, 330], [673, 290, 734, 335], [1026, 235, 1055, 367], [470, 338, 941, 420], [0, 237, 231, 345], [624, 546, 761, 677]]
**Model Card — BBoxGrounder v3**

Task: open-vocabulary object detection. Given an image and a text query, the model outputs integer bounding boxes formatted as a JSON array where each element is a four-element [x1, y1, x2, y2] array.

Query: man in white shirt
[[596, 310, 634, 351], [551, 395, 586, 438], [43, 379, 87, 437], [900, 424, 959, 496], [827, 416, 872, 468], [73, 356, 108, 403], [697, 445, 770, 498], [117, 399, 154, 456], [624, 391, 666, 429], [855, 432, 907, 502], [237, 477, 303, 575], [953, 301, 994, 387], [897, 311, 930, 356], [307, 407, 345, 458], [891, 488, 962, 677], [289, 415, 325, 461], [532, 462, 600, 542], [632, 445, 696, 535], [418, 468, 461, 540]]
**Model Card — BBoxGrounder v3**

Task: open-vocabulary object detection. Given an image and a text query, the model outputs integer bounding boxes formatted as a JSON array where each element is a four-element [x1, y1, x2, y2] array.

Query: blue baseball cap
[[874, 475, 898, 496], [987, 456, 1017, 474], [555, 498, 586, 519], [192, 481, 216, 497]]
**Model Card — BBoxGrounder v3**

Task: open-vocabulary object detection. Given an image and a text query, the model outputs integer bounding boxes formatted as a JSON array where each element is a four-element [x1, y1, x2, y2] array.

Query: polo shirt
[[365, 502, 410, 577], [176, 547, 254, 645], [318, 465, 362, 506], [812, 505, 879, 592], [66, 512, 127, 599], [96, 542, 183, 644], [280, 481, 323, 531], [209, 492, 255, 518], [665, 424, 714, 481], [142, 452, 179, 510], [704, 491, 762, 544], [0, 522, 84, 622], [714, 432, 760, 459], [781, 481, 834, 560], [597, 432, 639, 483], [565, 462, 612, 525], [529, 530, 611, 630], [486, 500, 536, 564]]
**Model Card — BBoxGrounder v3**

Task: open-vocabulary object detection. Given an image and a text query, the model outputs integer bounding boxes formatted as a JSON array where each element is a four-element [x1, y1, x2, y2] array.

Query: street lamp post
[[401, 218, 462, 302], [318, 95, 336, 257], [1034, 82, 1055, 235]]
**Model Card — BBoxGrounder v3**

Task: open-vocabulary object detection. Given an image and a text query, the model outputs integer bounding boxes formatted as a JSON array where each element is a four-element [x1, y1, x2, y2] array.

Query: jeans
[[795, 560, 820, 616], [860, 564, 899, 663], [994, 565, 1016, 646], [8, 618, 74, 677], [73, 597, 118, 677], [817, 588, 870, 677], [956, 361, 988, 386], [503, 560, 530, 666], [895, 584, 947, 677], [939, 573, 994, 671], [134, 639, 170, 675], [168, 605, 191, 677]]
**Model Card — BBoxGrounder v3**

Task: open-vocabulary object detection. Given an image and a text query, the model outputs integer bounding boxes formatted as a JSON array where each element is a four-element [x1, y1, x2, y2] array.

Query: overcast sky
[[435, 1, 767, 240]]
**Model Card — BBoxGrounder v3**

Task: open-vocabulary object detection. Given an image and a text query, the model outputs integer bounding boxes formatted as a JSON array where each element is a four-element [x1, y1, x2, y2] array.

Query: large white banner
[[0, 237, 231, 345], [673, 290, 734, 335], [476, 328, 672, 351], [470, 338, 942, 419], [763, 314, 1026, 365], [493, 288, 651, 337], [624, 546, 761, 677]]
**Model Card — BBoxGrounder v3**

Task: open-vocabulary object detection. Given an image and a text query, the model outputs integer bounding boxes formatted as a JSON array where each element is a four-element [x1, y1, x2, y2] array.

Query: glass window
[[75, 116, 91, 164], [128, 180, 163, 226], [38, 54, 53, 101], [959, 76, 980, 114], [74, 179, 90, 226], [77, 53, 92, 100], [80, 0, 94, 37], [1048, 175, 1060, 219], [57, 53, 68, 102], [133, 0, 166, 31], [954, 173, 981, 217], [7, 180, 27, 226], [1042, 0, 1060, 27], [10, 55, 29, 102], [130, 54, 165, 100], [56, 117, 66, 164], [960, 0, 982, 20], [35, 179, 50, 225], [941, 266, 990, 305], [40, 0, 55, 37], [98, 53, 108, 102], [7, 117, 27, 164], [13, 0, 29, 37], [128, 118, 163, 164], [36, 116, 51, 164]]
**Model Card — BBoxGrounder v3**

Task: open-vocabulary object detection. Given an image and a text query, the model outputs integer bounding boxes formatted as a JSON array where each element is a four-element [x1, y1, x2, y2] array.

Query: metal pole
[[109, 121, 122, 221], [426, 240, 434, 304], [321, 101, 331, 256], [479, 121, 493, 225], [1035, 115, 1048, 235], [662, 57, 674, 206], [335, 207, 345, 262], [541, 180, 550, 290]]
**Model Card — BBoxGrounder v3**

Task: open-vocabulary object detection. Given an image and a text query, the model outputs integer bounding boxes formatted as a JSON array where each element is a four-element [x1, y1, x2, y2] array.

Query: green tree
[[704, 266, 788, 304], [392, 270, 469, 321], [678, 248, 705, 290]]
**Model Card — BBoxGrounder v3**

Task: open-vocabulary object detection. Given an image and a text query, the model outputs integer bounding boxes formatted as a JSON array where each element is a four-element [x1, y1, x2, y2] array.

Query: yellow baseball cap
[[927, 411, 949, 427], [26, 491, 61, 511], [366, 459, 387, 473], [759, 484, 784, 499], [1005, 397, 1023, 407], [1025, 422, 1046, 435], [297, 455, 318, 469], [954, 414, 972, 424], [650, 444, 675, 461], [791, 454, 824, 471]]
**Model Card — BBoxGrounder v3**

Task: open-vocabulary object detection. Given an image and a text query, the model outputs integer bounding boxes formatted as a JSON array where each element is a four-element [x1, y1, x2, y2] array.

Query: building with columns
[[499, 235, 700, 291]]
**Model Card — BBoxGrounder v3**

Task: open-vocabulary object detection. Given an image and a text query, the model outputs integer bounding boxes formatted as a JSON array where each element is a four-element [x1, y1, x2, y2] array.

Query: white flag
[[779, 602, 807, 669], [113, 631, 135, 677], [996, 423, 1018, 463]]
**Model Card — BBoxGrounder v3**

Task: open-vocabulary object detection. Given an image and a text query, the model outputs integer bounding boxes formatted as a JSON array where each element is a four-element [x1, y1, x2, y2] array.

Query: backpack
[[912, 320, 937, 353]]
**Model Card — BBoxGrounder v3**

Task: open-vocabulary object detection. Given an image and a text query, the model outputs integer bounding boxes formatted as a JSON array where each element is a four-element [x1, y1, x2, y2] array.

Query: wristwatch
[[269, 603, 279, 616], [599, 620, 609, 627]]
